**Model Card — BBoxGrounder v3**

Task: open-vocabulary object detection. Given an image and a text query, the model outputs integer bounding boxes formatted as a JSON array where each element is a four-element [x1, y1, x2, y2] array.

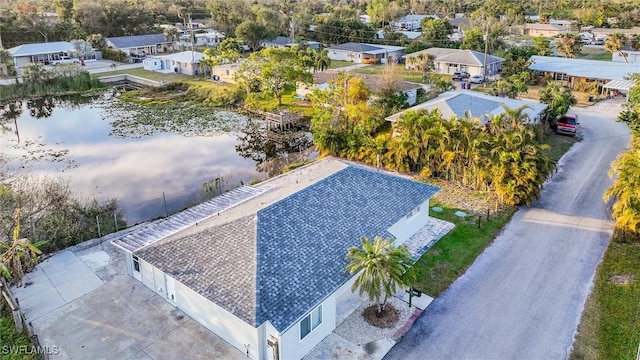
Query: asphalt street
[[386, 99, 631, 360]]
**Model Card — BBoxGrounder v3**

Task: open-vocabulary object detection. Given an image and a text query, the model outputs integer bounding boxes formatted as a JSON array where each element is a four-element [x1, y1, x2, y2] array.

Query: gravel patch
[[334, 296, 415, 345]]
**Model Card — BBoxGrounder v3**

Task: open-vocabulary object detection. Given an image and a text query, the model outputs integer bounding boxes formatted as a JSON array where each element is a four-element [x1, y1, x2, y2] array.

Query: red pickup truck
[[556, 114, 579, 136]]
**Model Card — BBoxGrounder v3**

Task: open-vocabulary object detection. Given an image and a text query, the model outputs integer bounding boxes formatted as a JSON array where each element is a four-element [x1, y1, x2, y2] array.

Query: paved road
[[386, 100, 630, 360]]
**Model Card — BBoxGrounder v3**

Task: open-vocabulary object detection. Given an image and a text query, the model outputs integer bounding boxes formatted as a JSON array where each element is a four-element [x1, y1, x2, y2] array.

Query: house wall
[[328, 49, 360, 63], [433, 61, 483, 76], [143, 58, 162, 71], [384, 50, 405, 64], [257, 321, 280, 360], [613, 51, 640, 63], [279, 296, 336, 360], [525, 29, 565, 38], [387, 198, 431, 245], [135, 260, 260, 359], [211, 65, 239, 83], [13, 56, 31, 68]]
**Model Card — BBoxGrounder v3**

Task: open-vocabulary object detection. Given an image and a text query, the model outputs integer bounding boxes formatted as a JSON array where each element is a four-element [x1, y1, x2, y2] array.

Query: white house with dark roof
[[326, 42, 405, 64], [106, 34, 173, 57], [7, 41, 76, 67], [143, 51, 204, 75], [386, 90, 548, 125], [403, 48, 505, 76], [112, 158, 445, 360]]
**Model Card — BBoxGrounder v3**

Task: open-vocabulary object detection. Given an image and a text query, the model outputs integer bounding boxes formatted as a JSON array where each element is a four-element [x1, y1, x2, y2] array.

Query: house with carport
[[106, 34, 174, 58], [143, 51, 204, 75], [111, 158, 444, 360], [7, 41, 76, 67], [326, 42, 405, 64], [386, 90, 548, 125], [528, 55, 640, 95], [403, 48, 504, 77]]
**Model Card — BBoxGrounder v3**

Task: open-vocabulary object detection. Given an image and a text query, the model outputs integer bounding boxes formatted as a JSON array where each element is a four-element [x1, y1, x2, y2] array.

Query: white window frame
[[299, 305, 323, 340]]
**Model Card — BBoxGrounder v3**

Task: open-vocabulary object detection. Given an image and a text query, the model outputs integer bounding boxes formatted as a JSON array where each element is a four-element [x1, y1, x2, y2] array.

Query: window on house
[[300, 305, 322, 340], [406, 205, 420, 220], [132, 255, 140, 272]]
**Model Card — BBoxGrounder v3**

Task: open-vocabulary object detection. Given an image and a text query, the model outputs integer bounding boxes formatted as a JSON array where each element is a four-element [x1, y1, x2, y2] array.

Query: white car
[[469, 75, 484, 84]]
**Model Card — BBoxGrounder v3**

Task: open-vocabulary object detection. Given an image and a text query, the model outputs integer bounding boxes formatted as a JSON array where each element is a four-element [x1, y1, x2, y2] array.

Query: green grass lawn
[[0, 311, 36, 360], [411, 204, 516, 296], [576, 48, 612, 61], [570, 237, 640, 360], [543, 132, 581, 163], [328, 60, 356, 69], [351, 65, 425, 83]]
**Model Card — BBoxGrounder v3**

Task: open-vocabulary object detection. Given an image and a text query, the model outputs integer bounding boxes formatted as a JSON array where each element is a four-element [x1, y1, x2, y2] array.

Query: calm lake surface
[[0, 94, 312, 224]]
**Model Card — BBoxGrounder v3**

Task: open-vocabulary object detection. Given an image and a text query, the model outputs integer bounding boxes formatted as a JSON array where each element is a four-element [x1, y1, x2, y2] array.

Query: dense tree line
[[311, 72, 554, 206], [606, 74, 640, 236]]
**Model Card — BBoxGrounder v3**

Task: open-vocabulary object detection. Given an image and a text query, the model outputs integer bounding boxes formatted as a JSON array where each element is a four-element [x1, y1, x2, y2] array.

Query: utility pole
[[188, 13, 195, 69], [483, 23, 489, 83]]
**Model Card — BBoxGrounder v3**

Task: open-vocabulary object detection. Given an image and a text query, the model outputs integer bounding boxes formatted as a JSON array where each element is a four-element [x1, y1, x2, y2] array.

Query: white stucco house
[[326, 42, 405, 64], [392, 14, 440, 31], [297, 70, 422, 106], [179, 30, 226, 48], [386, 90, 548, 125], [403, 48, 505, 77], [611, 46, 640, 63], [143, 51, 204, 75], [112, 158, 441, 360], [523, 23, 570, 38]]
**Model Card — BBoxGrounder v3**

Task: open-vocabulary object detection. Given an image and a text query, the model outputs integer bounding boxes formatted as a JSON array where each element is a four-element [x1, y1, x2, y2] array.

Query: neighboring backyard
[[575, 47, 612, 61], [351, 64, 425, 83]]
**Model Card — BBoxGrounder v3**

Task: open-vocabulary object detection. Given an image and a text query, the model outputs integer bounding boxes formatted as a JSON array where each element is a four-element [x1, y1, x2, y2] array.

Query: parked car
[[452, 71, 470, 80], [556, 114, 579, 136], [590, 38, 604, 45], [469, 75, 484, 84], [362, 58, 380, 64]]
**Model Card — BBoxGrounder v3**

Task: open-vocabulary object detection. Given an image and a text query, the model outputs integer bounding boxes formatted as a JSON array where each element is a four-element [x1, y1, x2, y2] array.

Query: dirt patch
[[608, 274, 635, 285], [363, 303, 400, 328], [428, 179, 500, 214]]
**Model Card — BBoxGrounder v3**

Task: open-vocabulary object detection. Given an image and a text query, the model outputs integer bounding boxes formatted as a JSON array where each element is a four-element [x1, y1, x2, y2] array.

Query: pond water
[[0, 94, 312, 224]]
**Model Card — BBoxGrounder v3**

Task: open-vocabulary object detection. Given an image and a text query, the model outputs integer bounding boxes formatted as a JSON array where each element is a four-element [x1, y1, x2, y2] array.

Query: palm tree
[[345, 236, 414, 316], [557, 33, 582, 58], [0, 209, 44, 286], [0, 48, 16, 76], [313, 49, 331, 72], [604, 139, 640, 232], [630, 34, 640, 51], [605, 33, 628, 63], [408, 52, 435, 82], [163, 27, 180, 51]]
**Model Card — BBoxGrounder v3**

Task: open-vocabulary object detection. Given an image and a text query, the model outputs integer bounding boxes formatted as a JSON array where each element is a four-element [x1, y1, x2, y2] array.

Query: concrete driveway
[[11, 241, 244, 360], [385, 99, 631, 359]]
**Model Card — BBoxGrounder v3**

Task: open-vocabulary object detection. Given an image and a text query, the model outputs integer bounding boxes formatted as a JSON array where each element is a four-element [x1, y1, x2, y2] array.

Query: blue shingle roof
[[107, 34, 167, 49], [327, 42, 382, 53], [255, 165, 439, 331]]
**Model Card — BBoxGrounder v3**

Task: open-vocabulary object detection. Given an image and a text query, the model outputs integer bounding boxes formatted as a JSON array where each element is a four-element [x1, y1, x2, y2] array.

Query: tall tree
[[236, 20, 270, 51], [533, 36, 552, 56], [460, 27, 485, 52], [236, 47, 312, 106], [163, 27, 179, 51], [313, 48, 331, 72], [630, 34, 640, 51], [407, 52, 435, 82], [539, 81, 577, 123], [556, 33, 583, 58], [605, 32, 628, 63], [604, 139, 640, 233], [421, 18, 453, 44], [345, 236, 413, 316]]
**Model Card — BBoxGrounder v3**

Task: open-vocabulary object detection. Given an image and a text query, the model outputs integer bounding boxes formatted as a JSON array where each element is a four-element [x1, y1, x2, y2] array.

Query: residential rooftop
[[108, 34, 168, 49], [386, 90, 547, 124], [7, 41, 75, 57], [403, 48, 504, 66], [529, 55, 640, 80], [134, 158, 440, 332]]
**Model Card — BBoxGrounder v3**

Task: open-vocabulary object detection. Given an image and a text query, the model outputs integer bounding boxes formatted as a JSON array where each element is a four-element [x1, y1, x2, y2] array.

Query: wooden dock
[[243, 108, 304, 130]]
